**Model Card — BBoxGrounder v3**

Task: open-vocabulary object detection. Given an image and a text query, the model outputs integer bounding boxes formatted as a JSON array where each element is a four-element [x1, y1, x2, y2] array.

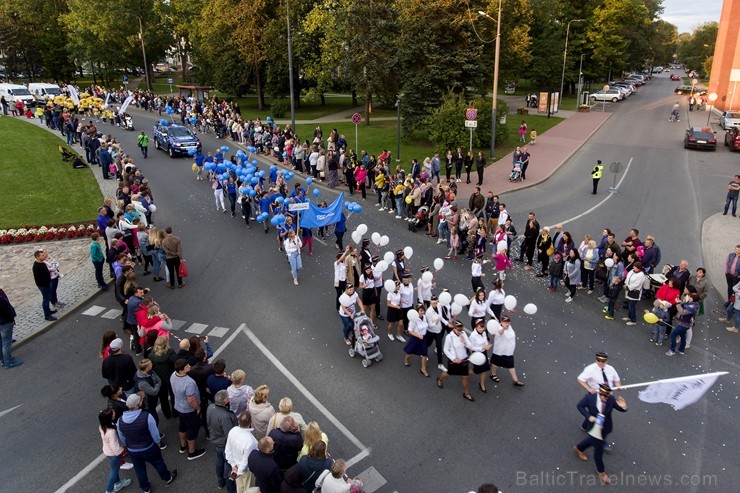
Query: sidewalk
[[701, 213, 740, 300]]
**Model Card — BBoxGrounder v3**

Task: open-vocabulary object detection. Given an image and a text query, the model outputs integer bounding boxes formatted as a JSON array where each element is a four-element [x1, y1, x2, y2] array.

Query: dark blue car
[[152, 123, 201, 158]]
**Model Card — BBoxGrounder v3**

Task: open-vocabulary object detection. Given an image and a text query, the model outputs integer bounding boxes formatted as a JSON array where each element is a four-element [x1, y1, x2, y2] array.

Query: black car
[[674, 85, 707, 95], [152, 123, 201, 158], [684, 127, 716, 151]]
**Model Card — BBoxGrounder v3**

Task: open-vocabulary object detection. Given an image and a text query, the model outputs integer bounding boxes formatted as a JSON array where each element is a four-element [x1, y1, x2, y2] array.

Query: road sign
[[464, 120, 478, 128], [167, 78, 173, 84], [351, 113, 362, 125], [609, 161, 623, 193], [288, 202, 310, 211], [122, 75, 128, 82], [465, 108, 478, 120]]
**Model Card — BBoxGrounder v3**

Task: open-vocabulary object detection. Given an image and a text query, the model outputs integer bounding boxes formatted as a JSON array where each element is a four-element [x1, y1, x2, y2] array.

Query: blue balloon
[[187, 148, 197, 156], [159, 119, 169, 126], [257, 215, 265, 223], [189, 117, 196, 125], [247, 146, 255, 153], [276, 197, 285, 205], [284, 173, 293, 181], [248, 189, 257, 197], [270, 216, 280, 226], [277, 214, 286, 224], [270, 165, 277, 171], [250, 177, 258, 185], [204, 162, 214, 171], [312, 188, 320, 197], [220, 146, 230, 153], [306, 177, 314, 186], [353, 204, 363, 213], [251, 160, 258, 166]]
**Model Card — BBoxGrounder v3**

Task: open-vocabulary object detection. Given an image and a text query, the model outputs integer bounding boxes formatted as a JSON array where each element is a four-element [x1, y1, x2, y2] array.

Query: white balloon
[[382, 252, 394, 265], [604, 258, 614, 268], [403, 246, 414, 259], [421, 271, 433, 283], [433, 258, 444, 271], [377, 260, 389, 272], [486, 319, 501, 334], [438, 292, 452, 305], [451, 302, 463, 315], [351, 231, 362, 244], [504, 295, 517, 311], [380, 235, 390, 246], [523, 303, 538, 315], [454, 294, 470, 306], [357, 224, 368, 235], [469, 352, 487, 366], [407, 309, 420, 322], [371, 232, 381, 245], [384, 279, 396, 292], [339, 294, 352, 307]]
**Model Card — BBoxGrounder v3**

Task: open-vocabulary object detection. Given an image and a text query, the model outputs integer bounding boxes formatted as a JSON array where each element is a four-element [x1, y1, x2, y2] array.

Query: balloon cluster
[[370, 232, 390, 247], [189, 116, 197, 125], [165, 106, 175, 116], [159, 119, 169, 127], [344, 201, 363, 214]]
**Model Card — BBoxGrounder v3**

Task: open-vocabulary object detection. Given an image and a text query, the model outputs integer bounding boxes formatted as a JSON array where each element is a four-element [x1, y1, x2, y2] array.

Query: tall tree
[[677, 22, 717, 75]]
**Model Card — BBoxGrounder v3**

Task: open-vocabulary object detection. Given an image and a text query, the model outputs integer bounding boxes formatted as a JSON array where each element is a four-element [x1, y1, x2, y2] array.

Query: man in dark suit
[[573, 384, 628, 485]]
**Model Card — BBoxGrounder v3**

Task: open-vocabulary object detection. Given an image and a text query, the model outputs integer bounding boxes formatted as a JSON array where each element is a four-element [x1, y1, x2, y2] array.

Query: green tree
[[396, 0, 484, 134], [677, 22, 717, 75]]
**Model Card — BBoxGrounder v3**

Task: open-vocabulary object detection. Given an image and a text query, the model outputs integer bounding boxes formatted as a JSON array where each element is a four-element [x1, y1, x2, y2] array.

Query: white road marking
[[243, 327, 370, 468], [208, 326, 230, 338], [169, 319, 186, 331], [550, 157, 634, 228], [0, 404, 22, 419], [53, 324, 246, 493], [100, 309, 121, 319], [355, 466, 387, 492], [185, 322, 208, 334], [82, 305, 106, 316], [314, 236, 327, 246]]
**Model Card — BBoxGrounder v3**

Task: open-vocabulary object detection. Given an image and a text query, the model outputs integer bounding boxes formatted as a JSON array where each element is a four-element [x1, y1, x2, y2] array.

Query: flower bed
[[0, 223, 97, 244]]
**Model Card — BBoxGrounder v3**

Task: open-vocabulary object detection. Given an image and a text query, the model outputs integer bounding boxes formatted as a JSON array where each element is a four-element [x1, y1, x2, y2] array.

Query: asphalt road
[[1, 75, 738, 493]]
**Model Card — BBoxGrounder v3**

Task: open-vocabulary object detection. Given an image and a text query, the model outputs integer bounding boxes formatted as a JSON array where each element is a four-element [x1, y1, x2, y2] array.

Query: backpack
[[653, 245, 662, 268]]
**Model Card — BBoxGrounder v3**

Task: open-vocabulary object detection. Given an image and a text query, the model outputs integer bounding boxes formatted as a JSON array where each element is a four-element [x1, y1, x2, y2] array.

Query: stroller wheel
[[376, 355, 383, 362], [348, 348, 356, 357], [362, 359, 370, 368]]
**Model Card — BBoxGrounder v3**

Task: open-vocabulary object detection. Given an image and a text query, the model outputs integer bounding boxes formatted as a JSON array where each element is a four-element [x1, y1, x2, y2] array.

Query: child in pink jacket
[[445, 227, 459, 260], [495, 246, 512, 280]]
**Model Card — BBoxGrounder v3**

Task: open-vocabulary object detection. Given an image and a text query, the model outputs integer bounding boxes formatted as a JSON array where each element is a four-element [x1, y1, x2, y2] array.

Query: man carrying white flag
[[629, 372, 727, 411]]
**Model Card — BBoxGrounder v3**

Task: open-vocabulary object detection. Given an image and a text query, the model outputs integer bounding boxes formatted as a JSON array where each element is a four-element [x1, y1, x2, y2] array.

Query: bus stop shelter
[[176, 85, 213, 101]]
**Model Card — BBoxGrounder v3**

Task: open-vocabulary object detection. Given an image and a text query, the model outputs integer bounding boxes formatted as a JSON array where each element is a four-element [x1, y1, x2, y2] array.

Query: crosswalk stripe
[[185, 322, 208, 335], [100, 309, 121, 319], [169, 319, 186, 331], [208, 326, 230, 338], [354, 467, 387, 493], [82, 305, 107, 316]]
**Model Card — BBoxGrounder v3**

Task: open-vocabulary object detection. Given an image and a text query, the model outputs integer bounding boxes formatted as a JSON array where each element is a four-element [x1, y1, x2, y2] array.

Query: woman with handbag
[[623, 261, 646, 326], [489, 316, 524, 387], [536, 227, 553, 277], [284, 230, 304, 286], [437, 320, 476, 401]]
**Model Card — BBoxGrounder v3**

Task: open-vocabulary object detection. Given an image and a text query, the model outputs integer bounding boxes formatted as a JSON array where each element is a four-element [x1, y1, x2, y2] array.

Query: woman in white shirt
[[486, 279, 505, 320], [437, 321, 476, 401], [284, 229, 303, 286], [359, 265, 377, 323], [489, 316, 524, 387], [403, 304, 430, 376], [468, 288, 489, 328], [386, 281, 403, 341], [468, 320, 493, 392], [416, 267, 434, 308], [334, 247, 350, 310]]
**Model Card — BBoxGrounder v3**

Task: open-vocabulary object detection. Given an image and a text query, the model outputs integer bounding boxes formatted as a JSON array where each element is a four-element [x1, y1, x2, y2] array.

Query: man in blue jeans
[[722, 175, 740, 216], [0, 290, 22, 368], [118, 394, 177, 492], [32, 250, 56, 321], [666, 293, 699, 356]]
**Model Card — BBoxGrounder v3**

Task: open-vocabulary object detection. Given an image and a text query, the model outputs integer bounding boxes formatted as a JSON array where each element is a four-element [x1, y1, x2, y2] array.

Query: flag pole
[[619, 371, 728, 390]]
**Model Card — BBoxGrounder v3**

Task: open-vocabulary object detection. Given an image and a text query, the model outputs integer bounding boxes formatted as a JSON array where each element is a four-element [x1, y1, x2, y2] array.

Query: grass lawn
[[293, 112, 562, 171], [0, 118, 102, 229]]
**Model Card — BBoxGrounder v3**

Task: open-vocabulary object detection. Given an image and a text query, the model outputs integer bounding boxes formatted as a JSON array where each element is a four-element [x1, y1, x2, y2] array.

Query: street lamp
[[558, 19, 585, 111], [285, 0, 296, 131], [125, 13, 151, 91], [478, 3, 502, 159], [395, 97, 401, 162], [576, 54, 584, 107]]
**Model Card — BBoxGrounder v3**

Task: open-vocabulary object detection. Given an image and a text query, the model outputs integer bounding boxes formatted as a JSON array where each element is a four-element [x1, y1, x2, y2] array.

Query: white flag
[[638, 373, 721, 410], [68, 85, 80, 106], [118, 95, 134, 115], [103, 91, 110, 109]]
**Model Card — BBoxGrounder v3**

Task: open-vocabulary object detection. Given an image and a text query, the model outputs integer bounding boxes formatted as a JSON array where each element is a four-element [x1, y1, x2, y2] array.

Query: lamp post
[[558, 19, 585, 111], [285, 0, 296, 131], [395, 97, 401, 162], [478, 3, 502, 159], [576, 54, 584, 107]]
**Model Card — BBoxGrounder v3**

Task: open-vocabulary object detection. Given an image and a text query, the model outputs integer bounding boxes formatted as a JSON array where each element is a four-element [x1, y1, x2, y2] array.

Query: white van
[[0, 83, 35, 107], [27, 82, 62, 100]]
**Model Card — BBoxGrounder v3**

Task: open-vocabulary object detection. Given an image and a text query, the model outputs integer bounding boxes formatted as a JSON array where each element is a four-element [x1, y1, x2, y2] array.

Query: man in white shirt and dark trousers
[[225, 412, 258, 493], [577, 352, 621, 451]]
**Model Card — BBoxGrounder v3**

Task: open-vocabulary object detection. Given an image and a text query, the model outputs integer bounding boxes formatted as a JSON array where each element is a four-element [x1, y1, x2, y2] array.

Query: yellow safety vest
[[592, 164, 603, 179]]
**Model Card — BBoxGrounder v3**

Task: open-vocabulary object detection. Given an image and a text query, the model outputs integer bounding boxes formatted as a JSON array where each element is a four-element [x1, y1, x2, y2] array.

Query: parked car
[[674, 85, 707, 95], [610, 82, 635, 95], [670, 74, 681, 81], [589, 89, 623, 103], [720, 111, 740, 130], [684, 127, 716, 151], [652, 66, 664, 74], [153, 123, 201, 158], [724, 127, 740, 151], [609, 85, 631, 98]]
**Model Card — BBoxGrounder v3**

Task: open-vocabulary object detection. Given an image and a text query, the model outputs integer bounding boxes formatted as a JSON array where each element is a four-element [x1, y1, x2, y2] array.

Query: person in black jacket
[[102, 338, 137, 392], [573, 384, 628, 485], [32, 249, 55, 321], [0, 289, 21, 368], [249, 437, 282, 493], [269, 416, 304, 474]]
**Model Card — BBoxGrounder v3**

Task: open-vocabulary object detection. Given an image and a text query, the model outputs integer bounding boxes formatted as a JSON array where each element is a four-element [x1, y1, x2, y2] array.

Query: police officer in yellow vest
[[591, 160, 603, 195]]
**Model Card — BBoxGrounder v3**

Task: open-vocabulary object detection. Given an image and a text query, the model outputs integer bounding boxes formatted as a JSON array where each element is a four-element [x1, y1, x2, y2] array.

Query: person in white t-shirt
[[338, 285, 364, 346]]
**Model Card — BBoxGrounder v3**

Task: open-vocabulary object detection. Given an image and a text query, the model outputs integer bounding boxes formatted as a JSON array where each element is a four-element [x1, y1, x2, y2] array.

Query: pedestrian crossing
[[81, 305, 234, 338]]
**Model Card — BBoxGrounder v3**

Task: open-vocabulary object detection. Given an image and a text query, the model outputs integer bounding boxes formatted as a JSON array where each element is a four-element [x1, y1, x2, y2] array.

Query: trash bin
[[582, 92, 590, 105], [517, 108, 529, 115]]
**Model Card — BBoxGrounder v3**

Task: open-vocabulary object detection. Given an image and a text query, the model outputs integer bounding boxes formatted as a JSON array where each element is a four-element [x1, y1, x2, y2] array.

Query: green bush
[[270, 98, 288, 119]]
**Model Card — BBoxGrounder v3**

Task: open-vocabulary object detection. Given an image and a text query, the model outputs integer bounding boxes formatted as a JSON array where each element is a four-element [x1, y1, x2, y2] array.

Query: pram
[[509, 162, 523, 182], [408, 205, 429, 233], [348, 314, 383, 368], [641, 264, 673, 300]]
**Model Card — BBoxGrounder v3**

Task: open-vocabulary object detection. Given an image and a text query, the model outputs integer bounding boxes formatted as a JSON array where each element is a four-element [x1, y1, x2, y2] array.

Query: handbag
[[627, 289, 640, 298], [178, 261, 189, 278], [546, 245, 555, 256], [312, 469, 331, 493]]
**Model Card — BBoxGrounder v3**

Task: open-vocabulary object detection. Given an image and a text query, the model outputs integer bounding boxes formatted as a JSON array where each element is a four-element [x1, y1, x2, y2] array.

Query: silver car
[[589, 89, 624, 103], [720, 111, 740, 130]]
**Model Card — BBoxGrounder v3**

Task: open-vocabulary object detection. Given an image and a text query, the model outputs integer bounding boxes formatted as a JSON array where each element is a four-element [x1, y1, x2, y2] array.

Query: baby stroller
[[408, 205, 429, 233], [348, 314, 383, 368], [509, 162, 523, 182]]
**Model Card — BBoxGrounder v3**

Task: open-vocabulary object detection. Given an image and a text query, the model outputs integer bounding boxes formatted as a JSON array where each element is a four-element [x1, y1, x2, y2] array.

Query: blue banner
[[300, 193, 344, 229]]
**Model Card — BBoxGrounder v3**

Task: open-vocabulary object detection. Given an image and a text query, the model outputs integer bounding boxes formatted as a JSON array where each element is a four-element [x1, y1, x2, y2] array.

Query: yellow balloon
[[643, 312, 659, 324]]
